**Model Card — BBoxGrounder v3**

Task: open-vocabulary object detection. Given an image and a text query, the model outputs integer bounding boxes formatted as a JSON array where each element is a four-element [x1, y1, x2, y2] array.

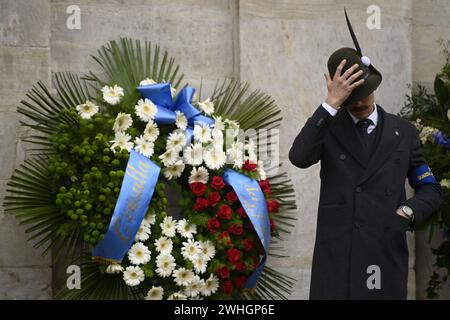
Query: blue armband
[[408, 164, 438, 189]]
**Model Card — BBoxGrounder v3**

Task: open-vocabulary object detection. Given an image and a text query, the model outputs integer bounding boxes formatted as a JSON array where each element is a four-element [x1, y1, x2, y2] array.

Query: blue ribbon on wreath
[[223, 168, 271, 289]]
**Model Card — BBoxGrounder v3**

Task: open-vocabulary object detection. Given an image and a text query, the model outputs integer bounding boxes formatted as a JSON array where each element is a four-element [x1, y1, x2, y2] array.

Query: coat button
[[339, 154, 346, 160], [356, 186, 362, 193], [316, 118, 325, 127]]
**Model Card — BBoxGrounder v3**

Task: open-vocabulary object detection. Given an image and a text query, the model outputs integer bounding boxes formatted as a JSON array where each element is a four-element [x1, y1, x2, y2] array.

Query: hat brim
[[341, 66, 382, 107]]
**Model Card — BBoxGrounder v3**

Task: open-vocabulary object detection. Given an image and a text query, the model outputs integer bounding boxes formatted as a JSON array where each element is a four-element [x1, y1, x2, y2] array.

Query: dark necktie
[[356, 119, 373, 150]]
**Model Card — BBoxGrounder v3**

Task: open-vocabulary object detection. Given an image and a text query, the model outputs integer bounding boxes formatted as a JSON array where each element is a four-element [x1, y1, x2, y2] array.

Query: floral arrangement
[[400, 40, 450, 298], [3, 39, 297, 299]]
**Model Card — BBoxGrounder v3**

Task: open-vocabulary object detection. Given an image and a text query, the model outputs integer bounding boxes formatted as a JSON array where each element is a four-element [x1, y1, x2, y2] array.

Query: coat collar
[[330, 104, 402, 184]]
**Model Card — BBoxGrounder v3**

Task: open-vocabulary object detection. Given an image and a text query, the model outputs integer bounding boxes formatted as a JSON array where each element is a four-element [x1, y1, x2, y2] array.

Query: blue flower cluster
[[433, 131, 450, 149]]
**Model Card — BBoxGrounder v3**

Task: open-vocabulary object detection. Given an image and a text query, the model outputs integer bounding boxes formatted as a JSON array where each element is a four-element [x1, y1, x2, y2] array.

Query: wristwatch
[[400, 205, 415, 222]]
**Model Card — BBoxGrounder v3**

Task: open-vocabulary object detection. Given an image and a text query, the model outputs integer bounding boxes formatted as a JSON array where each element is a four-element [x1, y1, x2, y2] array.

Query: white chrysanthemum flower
[[177, 219, 197, 239], [110, 132, 133, 153], [159, 149, 180, 167], [134, 223, 151, 242], [204, 146, 226, 170], [192, 255, 208, 274], [160, 216, 177, 237], [211, 128, 224, 149], [419, 126, 438, 144], [156, 253, 176, 277], [167, 292, 188, 300], [257, 159, 267, 180], [144, 213, 156, 225], [173, 268, 195, 287], [145, 286, 164, 300], [128, 242, 151, 265], [135, 98, 157, 122], [225, 118, 240, 130], [447, 109, 450, 122], [183, 143, 203, 166], [202, 274, 219, 296], [197, 98, 214, 115], [76, 101, 99, 119], [154, 236, 173, 254], [134, 135, 155, 158], [184, 275, 204, 298], [123, 266, 145, 286], [105, 263, 124, 274], [143, 120, 160, 142], [139, 78, 157, 86], [440, 179, 450, 189], [213, 115, 225, 131], [113, 112, 132, 132], [181, 238, 202, 261], [167, 131, 186, 152], [175, 110, 188, 130], [188, 166, 209, 184], [198, 240, 216, 261], [163, 160, 185, 180], [193, 124, 212, 143], [102, 85, 124, 105]]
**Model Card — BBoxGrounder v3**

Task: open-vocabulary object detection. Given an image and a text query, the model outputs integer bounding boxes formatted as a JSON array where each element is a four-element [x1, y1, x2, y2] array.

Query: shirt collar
[[347, 103, 378, 125]]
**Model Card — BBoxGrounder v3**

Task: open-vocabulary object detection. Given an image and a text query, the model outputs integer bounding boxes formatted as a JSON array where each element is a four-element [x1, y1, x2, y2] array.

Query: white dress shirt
[[321, 102, 378, 134]]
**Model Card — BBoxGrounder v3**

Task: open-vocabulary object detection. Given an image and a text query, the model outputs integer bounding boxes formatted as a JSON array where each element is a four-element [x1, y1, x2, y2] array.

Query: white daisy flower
[[160, 216, 177, 237], [105, 263, 124, 274], [144, 213, 156, 225], [184, 275, 204, 298], [225, 118, 240, 137], [134, 135, 155, 158], [204, 146, 226, 170], [134, 223, 151, 242], [193, 124, 212, 143], [213, 115, 225, 131], [197, 98, 214, 115], [175, 110, 188, 130], [198, 240, 216, 261], [177, 219, 197, 239], [123, 266, 145, 286], [257, 159, 267, 180], [159, 149, 180, 167], [113, 112, 132, 132], [440, 179, 450, 189], [167, 130, 187, 152], [211, 128, 224, 149], [128, 242, 151, 265], [188, 166, 209, 184], [167, 292, 188, 300], [76, 101, 99, 119], [110, 132, 133, 153], [192, 255, 208, 274], [139, 78, 157, 86], [183, 143, 203, 166], [143, 120, 160, 142], [135, 98, 157, 122], [154, 236, 173, 254], [202, 274, 219, 296], [145, 286, 164, 300], [181, 238, 202, 262], [101, 85, 124, 105], [447, 109, 450, 122], [156, 253, 176, 277], [173, 268, 195, 287], [163, 159, 185, 180]]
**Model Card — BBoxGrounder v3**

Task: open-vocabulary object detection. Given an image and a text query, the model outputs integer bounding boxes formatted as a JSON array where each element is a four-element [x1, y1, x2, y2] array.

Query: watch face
[[403, 206, 413, 216]]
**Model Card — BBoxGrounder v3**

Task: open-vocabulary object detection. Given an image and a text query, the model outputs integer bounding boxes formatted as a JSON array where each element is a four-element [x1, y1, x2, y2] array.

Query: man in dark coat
[[288, 10, 443, 299]]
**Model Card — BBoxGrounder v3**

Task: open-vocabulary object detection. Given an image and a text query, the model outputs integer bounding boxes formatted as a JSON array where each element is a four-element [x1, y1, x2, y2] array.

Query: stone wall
[[0, 0, 449, 299]]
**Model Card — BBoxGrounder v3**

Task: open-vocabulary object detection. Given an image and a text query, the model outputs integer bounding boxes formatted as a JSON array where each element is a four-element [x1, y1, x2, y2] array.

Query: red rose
[[190, 182, 207, 196], [222, 280, 233, 295], [266, 199, 280, 213], [236, 207, 247, 218], [270, 218, 276, 232], [225, 191, 238, 204], [219, 231, 232, 246], [228, 223, 243, 236], [243, 160, 257, 171], [235, 262, 246, 272], [227, 248, 241, 263], [258, 179, 272, 195], [243, 239, 253, 252], [235, 276, 247, 289], [252, 256, 260, 269], [216, 266, 229, 279], [217, 204, 232, 220], [211, 176, 225, 190], [208, 191, 221, 207], [207, 217, 221, 232], [193, 197, 209, 212]]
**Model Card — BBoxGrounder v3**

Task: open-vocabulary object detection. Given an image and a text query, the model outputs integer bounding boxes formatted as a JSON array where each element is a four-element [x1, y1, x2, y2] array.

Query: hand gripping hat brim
[[327, 9, 382, 107]]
